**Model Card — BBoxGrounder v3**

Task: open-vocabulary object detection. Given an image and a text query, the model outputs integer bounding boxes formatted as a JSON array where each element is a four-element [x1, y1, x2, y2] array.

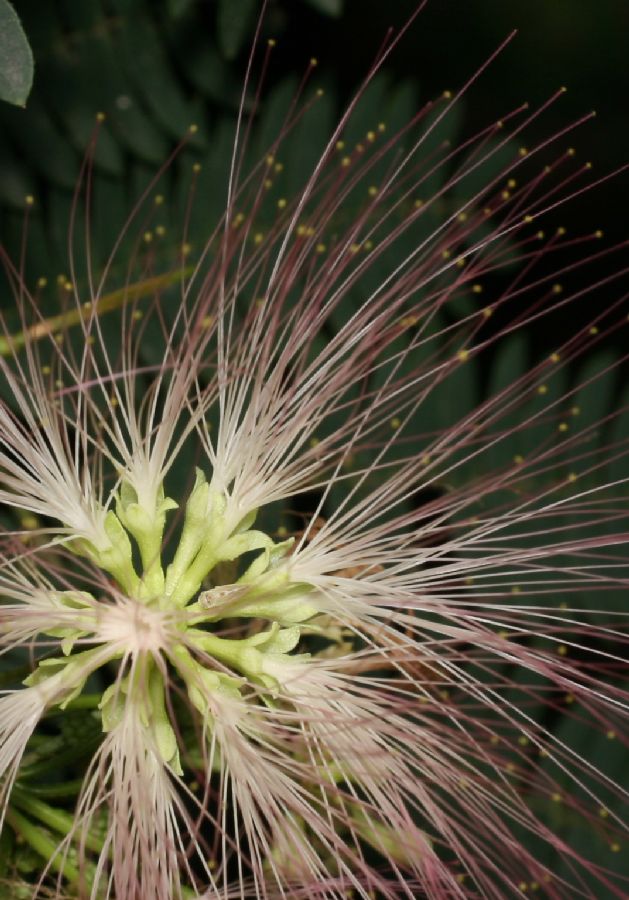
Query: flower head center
[[98, 598, 171, 655]]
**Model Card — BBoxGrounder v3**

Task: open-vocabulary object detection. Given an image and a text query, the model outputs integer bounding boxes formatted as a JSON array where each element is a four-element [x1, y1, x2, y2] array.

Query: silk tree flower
[[0, 19, 629, 900]]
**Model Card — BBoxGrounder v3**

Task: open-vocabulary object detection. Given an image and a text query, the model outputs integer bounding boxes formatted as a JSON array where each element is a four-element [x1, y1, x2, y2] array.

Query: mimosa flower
[[0, 15, 628, 900]]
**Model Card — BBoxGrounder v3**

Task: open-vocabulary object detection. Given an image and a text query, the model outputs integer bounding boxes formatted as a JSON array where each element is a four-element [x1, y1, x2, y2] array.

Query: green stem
[[5, 807, 81, 885], [26, 779, 86, 799], [0, 268, 192, 357], [11, 787, 104, 854]]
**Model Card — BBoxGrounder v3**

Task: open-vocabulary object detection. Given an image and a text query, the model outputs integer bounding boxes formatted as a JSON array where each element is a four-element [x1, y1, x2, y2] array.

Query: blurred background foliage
[[1, 0, 627, 495]]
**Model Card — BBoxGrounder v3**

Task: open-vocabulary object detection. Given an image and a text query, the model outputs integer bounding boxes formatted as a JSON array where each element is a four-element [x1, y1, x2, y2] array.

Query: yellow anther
[[310, 57, 318, 67], [607, 729, 616, 739], [377, 122, 386, 132], [558, 422, 569, 432], [143, 231, 153, 243], [507, 178, 517, 188], [154, 194, 164, 205], [192, 162, 202, 173], [274, 162, 284, 173], [188, 123, 198, 134], [335, 140, 345, 150], [519, 147, 528, 156], [483, 306, 493, 318], [556, 226, 566, 236], [267, 38, 276, 47], [390, 417, 401, 429], [589, 325, 599, 335], [550, 352, 561, 362], [557, 644, 568, 655], [366, 130, 376, 142], [514, 455, 524, 464], [277, 198, 287, 209], [316, 243, 326, 253], [254, 232, 264, 245], [567, 147, 576, 157], [457, 349, 469, 362], [341, 156, 351, 167], [414, 198, 424, 208], [457, 211, 467, 222], [472, 284, 483, 294], [523, 214, 534, 224], [567, 472, 577, 483], [552, 793, 562, 803], [368, 185, 378, 196], [96, 111, 106, 122], [25, 194, 35, 206], [594, 229, 604, 238], [537, 384, 548, 395], [36, 277, 47, 288], [442, 90, 452, 99], [201, 315, 213, 329], [155, 225, 166, 237]]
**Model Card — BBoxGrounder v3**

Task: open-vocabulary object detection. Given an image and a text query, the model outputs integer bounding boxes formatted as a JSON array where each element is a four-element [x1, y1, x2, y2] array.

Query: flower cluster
[[0, 22, 628, 900]]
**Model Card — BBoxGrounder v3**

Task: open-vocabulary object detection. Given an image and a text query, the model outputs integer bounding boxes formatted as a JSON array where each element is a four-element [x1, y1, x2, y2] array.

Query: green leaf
[[0, 0, 34, 107], [302, 0, 344, 16], [217, 0, 257, 60]]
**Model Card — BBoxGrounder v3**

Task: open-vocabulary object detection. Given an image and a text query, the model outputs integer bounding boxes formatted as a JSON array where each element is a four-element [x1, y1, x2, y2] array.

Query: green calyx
[[116, 481, 178, 599], [99, 662, 182, 774], [187, 622, 306, 696], [27, 466, 324, 775]]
